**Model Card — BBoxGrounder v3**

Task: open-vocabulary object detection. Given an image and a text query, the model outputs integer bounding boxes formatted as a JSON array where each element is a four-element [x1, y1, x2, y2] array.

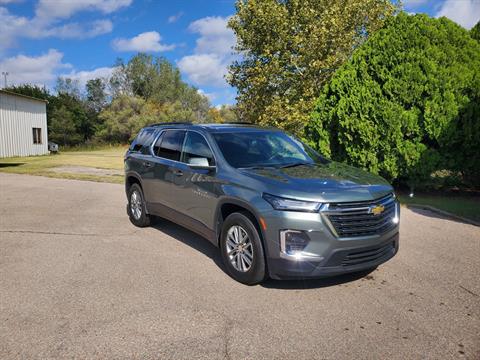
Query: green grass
[[0, 146, 126, 184], [398, 193, 480, 223]]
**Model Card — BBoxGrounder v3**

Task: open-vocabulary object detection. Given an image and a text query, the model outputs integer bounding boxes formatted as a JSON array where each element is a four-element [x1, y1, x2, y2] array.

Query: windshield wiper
[[279, 162, 313, 169]]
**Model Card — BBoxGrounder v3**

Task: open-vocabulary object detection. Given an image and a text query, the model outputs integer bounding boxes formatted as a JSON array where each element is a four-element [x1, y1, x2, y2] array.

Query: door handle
[[143, 161, 153, 168], [172, 169, 183, 176]]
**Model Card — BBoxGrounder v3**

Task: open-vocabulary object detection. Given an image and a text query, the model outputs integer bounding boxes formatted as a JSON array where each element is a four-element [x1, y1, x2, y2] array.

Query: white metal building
[[0, 90, 48, 158]]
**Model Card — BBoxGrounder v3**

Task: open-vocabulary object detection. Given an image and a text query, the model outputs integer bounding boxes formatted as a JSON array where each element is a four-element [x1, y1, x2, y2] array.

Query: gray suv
[[125, 123, 399, 284]]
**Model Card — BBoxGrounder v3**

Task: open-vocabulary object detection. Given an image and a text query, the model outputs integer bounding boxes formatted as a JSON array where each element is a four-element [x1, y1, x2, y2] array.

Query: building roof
[[0, 89, 48, 103]]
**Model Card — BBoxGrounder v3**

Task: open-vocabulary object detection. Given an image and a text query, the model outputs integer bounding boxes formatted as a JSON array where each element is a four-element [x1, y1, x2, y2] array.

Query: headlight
[[262, 193, 322, 212]]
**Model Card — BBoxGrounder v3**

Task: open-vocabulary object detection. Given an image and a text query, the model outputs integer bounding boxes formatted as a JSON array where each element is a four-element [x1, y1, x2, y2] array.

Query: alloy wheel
[[225, 225, 253, 272], [130, 190, 142, 220]]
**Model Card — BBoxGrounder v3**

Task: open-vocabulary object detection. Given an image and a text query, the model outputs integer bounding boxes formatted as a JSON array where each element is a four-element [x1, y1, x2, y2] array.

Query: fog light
[[280, 230, 310, 257]]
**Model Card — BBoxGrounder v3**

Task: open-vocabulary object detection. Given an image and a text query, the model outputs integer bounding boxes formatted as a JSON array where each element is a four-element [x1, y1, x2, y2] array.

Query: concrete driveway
[[0, 173, 478, 359]]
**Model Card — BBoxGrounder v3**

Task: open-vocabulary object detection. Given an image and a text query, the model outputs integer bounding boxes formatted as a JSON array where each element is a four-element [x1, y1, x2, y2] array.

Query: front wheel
[[127, 183, 150, 227], [220, 212, 266, 285]]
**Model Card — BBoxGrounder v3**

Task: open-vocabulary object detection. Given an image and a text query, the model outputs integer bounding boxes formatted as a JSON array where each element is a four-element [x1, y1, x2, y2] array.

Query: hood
[[240, 161, 393, 202]]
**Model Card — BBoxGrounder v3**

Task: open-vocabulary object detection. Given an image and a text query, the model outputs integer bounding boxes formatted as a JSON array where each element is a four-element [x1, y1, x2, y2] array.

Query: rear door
[[125, 128, 157, 190], [147, 129, 187, 213]]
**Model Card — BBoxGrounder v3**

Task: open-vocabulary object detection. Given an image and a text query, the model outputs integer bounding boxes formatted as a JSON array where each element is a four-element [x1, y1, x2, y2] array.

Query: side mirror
[[188, 157, 216, 171]]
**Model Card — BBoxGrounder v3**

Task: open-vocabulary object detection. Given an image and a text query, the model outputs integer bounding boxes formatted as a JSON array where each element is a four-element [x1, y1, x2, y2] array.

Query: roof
[[147, 122, 277, 133], [0, 89, 48, 103]]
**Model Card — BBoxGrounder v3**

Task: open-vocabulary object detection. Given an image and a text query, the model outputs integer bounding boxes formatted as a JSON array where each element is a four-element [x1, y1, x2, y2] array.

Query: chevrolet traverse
[[125, 123, 399, 284]]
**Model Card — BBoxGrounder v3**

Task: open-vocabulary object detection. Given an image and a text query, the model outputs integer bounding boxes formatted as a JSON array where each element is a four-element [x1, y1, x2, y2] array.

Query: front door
[[175, 131, 218, 230]]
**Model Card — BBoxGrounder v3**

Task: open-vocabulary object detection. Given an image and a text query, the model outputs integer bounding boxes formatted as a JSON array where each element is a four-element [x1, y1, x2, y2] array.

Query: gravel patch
[[50, 165, 123, 176]]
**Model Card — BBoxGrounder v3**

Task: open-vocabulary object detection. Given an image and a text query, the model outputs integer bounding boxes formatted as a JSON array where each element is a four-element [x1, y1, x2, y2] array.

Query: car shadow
[[260, 268, 376, 290], [0, 162, 24, 168], [150, 216, 228, 276], [151, 217, 376, 289]]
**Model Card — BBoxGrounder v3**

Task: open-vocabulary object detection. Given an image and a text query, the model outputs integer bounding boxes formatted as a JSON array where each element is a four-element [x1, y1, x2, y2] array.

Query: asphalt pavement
[[0, 173, 478, 359]]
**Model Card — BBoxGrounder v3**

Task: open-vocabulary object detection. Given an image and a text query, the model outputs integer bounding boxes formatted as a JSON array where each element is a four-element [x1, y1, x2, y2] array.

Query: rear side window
[[182, 131, 215, 166], [154, 130, 185, 161], [130, 128, 156, 154]]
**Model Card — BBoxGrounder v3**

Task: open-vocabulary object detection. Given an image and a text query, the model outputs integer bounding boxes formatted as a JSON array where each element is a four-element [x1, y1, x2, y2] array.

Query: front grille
[[341, 241, 395, 266], [323, 194, 398, 237]]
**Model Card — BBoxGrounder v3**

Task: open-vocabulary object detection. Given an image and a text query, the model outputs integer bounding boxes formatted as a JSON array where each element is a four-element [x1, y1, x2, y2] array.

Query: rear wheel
[[127, 183, 150, 227], [220, 212, 266, 285]]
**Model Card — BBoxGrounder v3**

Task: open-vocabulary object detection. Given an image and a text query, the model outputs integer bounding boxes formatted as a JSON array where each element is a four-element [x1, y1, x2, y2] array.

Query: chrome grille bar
[[321, 193, 399, 237]]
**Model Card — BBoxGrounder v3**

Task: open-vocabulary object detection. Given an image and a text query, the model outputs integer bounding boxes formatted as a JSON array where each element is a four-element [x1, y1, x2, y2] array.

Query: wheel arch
[[125, 172, 143, 195], [215, 198, 266, 248]]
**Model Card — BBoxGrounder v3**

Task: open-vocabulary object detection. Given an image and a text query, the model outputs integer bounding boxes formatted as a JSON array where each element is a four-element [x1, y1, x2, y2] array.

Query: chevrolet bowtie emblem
[[371, 205, 385, 215]]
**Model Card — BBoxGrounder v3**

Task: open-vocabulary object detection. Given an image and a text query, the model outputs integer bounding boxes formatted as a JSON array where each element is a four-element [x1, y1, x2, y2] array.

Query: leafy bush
[[306, 13, 480, 188]]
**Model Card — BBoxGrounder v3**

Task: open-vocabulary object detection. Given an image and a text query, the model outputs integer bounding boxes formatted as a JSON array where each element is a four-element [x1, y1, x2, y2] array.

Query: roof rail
[[222, 121, 255, 125], [149, 121, 192, 127]]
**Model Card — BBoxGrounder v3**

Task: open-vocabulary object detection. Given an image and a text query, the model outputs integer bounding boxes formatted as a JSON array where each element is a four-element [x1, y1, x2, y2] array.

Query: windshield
[[212, 130, 327, 169]]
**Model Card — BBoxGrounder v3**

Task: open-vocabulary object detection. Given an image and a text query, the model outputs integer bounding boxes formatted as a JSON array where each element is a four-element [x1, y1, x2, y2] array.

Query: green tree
[[55, 91, 93, 142], [209, 105, 239, 123], [97, 94, 216, 143], [307, 13, 480, 187], [228, 0, 397, 134], [471, 21, 480, 41], [4, 84, 51, 101], [86, 78, 107, 113], [97, 95, 146, 143], [219, 105, 239, 122], [55, 77, 81, 99], [53, 77, 103, 142], [108, 54, 211, 122], [109, 58, 131, 97], [97, 95, 181, 143], [49, 105, 81, 145]]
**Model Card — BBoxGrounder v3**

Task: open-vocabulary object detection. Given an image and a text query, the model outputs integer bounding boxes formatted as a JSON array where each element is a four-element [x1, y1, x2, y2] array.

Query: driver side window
[[153, 130, 185, 161], [182, 131, 215, 166]]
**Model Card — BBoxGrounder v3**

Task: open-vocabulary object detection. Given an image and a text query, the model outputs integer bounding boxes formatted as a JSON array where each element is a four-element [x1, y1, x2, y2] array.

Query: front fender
[[214, 195, 271, 250]]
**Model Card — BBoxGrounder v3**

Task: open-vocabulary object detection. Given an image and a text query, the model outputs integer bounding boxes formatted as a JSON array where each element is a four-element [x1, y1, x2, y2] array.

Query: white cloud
[[112, 31, 176, 52], [27, 19, 113, 39], [168, 11, 183, 24], [178, 16, 236, 88], [0, 0, 132, 52], [35, 0, 132, 20], [63, 66, 115, 88], [0, 49, 71, 86], [0, 48, 115, 91], [178, 54, 227, 87], [188, 16, 235, 55], [0, 0, 23, 4], [197, 88, 216, 101], [436, 0, 480, 29], [0, 7, 28, 50]]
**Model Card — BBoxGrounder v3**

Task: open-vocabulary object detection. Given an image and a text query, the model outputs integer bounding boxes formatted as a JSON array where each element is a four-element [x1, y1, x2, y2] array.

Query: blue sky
[[0, 0, 479, 106]]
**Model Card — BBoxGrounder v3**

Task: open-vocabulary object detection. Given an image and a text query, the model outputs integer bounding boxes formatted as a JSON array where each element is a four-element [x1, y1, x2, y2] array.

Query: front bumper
[[260, 205, 400, 280], [267, 233, 398, 279]]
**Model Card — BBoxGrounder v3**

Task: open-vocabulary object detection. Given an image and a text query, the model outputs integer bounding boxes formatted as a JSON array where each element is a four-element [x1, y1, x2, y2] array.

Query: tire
[[127, 183, 150, 227], [220, 212, 266, 285]]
